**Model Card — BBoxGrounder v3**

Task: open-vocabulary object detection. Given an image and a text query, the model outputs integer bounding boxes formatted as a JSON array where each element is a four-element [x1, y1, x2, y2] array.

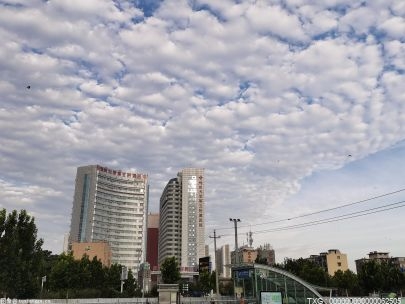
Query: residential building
[[158, 177, 182, 265], [69, 165, 149, 273], [393, 257, 405, 272], [71, 241, 112, 266], [355, 251, 405, 274], [216, 244, 231, 278], [158, 168, 205, 270], [307, 249, 348, 276]]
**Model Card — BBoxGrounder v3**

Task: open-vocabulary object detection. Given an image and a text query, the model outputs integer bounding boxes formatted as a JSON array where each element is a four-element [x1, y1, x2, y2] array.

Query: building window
[[337, 256, 340, 259], [337, 262, 342, 267]]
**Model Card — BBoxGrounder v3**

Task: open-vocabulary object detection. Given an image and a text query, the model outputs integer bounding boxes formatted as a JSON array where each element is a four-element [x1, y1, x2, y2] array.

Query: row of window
[[95, 202, 139, 213], [94, 209, 144, 218], [97, 190, 144, 201], [93, 215, 143, 223], [97, 178, 145, 190], [96, 196, 144, 207], [93, 220, 142, 229], [93, 233, 141, 240], [98, 174, 145, 186]]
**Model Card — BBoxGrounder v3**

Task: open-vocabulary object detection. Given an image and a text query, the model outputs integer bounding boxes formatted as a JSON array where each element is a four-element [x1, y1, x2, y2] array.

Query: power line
[[215, 187, 405, 231], [252, 200, 405, 233], [217, 200, 405, 237]]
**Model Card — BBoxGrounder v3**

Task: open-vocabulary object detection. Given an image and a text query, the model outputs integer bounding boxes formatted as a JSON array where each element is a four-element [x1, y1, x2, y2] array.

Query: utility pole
[[209, 230, 221, 298], [229, 218, 241, 264]]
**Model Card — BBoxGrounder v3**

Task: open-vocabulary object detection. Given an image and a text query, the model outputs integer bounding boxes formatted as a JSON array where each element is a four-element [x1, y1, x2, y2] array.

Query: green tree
[[198, 270, 212, 294], [0, 209, 44, 298], [123, 270, 137, 297], [103, 263, 122, 297], [88, 256, 105, 289], [219, 280, 234, 296], [49, 252, 81, 291], [332, 270, 359, 296], [358, 260, 383, 294], [282, 258, 331, 286], [379, 260, 405, 293], [160, 257, 180, 284]]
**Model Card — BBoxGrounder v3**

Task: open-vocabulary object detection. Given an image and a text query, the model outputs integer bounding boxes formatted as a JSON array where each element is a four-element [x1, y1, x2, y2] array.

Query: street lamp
[[229, 218, 241, 264]]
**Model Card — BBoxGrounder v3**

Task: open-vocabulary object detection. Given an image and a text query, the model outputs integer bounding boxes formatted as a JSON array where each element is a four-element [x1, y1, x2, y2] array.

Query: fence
[[1, 297, 243, 304]]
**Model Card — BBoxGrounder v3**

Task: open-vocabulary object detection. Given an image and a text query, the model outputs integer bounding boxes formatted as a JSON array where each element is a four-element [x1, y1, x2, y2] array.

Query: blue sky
[[0, 0, 405, 271]]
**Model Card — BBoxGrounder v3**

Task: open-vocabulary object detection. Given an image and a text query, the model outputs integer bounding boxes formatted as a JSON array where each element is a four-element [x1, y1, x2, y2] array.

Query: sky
[[1, 0, 405, 272]]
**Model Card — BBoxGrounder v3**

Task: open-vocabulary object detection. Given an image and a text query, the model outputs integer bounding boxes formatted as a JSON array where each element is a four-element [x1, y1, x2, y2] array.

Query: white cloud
[[245, 3, 308, 41], [1, 0, 405, 264]]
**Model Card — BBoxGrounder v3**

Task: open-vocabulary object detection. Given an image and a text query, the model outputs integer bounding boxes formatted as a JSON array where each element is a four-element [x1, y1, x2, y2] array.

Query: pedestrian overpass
[[233, 264, 333, 304]]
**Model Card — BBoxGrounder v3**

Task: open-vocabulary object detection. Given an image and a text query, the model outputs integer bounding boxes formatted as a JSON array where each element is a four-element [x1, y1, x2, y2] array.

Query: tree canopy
[[160, 257, 180, 284], [0, 209, 44, 298]]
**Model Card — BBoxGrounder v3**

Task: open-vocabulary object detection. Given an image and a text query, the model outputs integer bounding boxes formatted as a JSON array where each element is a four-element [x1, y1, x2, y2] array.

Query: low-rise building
[[71, 241, 112, 266], [307, 249, 348, 276], [231, 246, 258, 265], [355, 251, 405, 274]]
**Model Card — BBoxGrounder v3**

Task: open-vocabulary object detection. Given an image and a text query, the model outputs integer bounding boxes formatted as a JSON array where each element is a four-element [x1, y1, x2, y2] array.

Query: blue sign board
[[237, 270, 250, 278]]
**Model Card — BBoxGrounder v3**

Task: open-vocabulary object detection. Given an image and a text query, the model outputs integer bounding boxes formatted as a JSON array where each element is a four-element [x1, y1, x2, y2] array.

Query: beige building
[[325, 249, 348, 275], [71, 241, 112, 266], [231, 246, 258, 265], [308, 249, 348, 275]]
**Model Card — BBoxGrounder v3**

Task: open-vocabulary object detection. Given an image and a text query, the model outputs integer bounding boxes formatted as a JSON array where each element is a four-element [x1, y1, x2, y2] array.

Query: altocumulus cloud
[[0, 0, 405, 260]]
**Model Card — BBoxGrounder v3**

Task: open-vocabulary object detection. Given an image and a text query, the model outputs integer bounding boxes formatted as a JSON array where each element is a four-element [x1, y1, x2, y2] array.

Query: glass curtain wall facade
[[69, 165, 149, 273]]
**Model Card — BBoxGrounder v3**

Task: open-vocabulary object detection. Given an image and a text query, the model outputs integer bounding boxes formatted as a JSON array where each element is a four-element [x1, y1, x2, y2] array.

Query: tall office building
[[69, 165, 149, 272], [158, 168, 205, 269]]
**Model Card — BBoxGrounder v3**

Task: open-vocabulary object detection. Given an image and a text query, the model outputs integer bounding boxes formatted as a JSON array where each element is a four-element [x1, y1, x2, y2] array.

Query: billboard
[[261, 291, 283, 304], [199, 256, 211, 273]]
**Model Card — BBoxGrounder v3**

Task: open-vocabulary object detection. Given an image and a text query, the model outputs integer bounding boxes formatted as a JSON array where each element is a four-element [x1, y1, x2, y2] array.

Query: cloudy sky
[[1, 0, 405, 271]]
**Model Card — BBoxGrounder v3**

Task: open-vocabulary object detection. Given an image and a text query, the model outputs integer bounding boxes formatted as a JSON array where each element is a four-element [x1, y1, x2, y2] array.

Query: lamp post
[[209, 230, 221, 298], [229, 218, 241, 264]]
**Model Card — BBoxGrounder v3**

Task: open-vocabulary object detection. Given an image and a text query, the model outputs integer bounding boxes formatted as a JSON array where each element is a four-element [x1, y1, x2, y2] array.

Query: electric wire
[[215, 187, 405, 231], [216, 199, 405, 237]]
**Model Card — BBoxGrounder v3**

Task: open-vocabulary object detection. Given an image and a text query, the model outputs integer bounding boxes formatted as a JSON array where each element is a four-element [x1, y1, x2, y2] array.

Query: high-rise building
[[69, 165, 149, 272], [158, 177, 182, 266], [216, 244, 231, 278], [147, 213, 159, 271], [158, 168, 205, 269]]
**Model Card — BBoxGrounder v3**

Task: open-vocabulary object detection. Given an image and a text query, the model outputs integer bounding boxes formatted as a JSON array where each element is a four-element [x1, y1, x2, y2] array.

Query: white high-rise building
[[69, 165, 149, 273], [158, 168, 205, 269]]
